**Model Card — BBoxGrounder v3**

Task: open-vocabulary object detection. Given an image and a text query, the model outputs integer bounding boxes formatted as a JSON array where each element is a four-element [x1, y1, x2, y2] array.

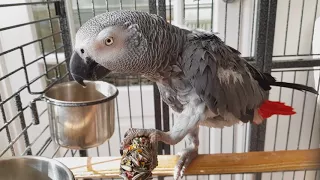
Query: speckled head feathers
[[71, 9, 188, 79]]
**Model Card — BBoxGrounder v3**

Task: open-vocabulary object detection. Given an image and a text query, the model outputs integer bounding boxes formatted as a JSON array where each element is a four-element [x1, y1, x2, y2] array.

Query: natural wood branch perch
[[55, 149, 320, 179]]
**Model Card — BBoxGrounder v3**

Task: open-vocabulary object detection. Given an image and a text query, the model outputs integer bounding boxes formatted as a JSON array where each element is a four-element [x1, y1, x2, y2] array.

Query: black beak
[[69, 51, 111, 87]]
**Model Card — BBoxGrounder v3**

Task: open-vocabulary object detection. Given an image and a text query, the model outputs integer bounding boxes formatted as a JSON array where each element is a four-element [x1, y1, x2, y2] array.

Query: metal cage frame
[[0, 0, 319, 180]]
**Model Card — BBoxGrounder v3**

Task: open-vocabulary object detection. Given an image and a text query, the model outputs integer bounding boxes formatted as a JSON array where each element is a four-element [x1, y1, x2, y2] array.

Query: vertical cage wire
[[0, 1, 320, 180], [0, 0, 78, 158], [272, 0, 320, 60]]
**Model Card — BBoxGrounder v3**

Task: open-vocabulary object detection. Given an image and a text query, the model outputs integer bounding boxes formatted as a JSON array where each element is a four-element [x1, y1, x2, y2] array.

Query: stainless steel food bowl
[[0, 156, 74, 180], [31, 80, 118, 149]]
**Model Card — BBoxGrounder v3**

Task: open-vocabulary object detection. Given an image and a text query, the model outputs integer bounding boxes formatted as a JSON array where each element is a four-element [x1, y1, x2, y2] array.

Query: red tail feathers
[[258, 100, 296, 119]]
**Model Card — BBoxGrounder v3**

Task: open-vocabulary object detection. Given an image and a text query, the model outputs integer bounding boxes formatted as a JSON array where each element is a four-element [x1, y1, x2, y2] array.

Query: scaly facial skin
[[70, 26, 143, 86], [69, 11, 151, 86], [69, 27, 117, 86]]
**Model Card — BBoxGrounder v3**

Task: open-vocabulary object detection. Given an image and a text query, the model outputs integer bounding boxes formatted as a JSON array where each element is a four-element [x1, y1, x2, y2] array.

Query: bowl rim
[[0, 156, 75, 180], [43, 80, 119, 107]]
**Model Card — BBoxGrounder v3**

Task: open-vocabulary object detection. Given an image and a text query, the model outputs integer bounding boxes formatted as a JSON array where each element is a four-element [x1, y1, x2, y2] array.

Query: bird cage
[[0, 0, 319, 180]]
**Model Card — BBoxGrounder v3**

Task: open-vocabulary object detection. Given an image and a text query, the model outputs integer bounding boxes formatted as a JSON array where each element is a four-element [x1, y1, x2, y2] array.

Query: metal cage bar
[[0, 1, 319, 180], [249, 0, 278, 153], [0, 0, 79, 159], [57, 0, 88, 158]]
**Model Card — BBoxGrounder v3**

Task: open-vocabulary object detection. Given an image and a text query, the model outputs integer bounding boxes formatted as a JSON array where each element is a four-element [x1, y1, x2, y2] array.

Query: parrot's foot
[[174, 147, 198, 180]]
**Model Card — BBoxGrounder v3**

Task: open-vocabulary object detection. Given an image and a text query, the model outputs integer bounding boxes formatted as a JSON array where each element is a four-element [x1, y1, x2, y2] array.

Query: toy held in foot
[[119, 136, 158, 180]]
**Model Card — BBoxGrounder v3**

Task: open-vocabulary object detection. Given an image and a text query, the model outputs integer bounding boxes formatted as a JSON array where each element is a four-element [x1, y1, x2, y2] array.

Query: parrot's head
[[69, 10, 149, 86]]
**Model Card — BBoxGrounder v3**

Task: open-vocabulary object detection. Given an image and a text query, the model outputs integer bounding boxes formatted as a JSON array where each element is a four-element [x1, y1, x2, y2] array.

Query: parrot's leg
[[122, 98, 205, 146], [122, 97, 206, 176], [174, 127, 199, 180]]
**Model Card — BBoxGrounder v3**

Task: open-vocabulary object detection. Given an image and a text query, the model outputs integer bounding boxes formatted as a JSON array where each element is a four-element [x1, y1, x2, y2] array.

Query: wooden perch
[[55, 149, 320, 179]]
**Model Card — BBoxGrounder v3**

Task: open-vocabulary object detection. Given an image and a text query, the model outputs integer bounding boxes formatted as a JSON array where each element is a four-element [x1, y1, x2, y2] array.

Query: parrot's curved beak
[[69, 51, 111, 87]]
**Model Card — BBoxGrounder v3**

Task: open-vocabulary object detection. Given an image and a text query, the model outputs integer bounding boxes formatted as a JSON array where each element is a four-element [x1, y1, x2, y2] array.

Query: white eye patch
[[96, 27, 125, 41]]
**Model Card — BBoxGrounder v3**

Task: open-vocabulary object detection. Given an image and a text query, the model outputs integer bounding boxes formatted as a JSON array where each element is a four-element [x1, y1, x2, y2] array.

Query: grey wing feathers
[[182, 40, 219, 109], [181, 32, 266, 120], [156, 82, 184, 113]]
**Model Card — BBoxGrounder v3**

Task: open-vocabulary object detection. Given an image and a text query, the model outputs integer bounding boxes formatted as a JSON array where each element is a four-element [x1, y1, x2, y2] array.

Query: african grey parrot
[[68, 10, 318, 179]]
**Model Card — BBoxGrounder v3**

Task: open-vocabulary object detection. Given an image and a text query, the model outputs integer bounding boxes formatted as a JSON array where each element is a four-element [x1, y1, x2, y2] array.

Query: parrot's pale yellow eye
[[104, 37, 114, 46]]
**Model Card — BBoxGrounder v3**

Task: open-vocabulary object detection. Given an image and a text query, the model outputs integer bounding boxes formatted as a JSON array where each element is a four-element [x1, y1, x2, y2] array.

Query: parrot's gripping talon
[[174, 148, 198, 180]]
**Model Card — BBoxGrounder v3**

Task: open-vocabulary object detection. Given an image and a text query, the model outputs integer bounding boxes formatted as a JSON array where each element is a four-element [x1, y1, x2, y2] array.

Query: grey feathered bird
[[69, 10, 318, 179]]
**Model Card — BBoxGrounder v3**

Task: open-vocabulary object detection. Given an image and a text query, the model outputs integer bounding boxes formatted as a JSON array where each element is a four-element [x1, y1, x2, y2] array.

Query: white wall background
[[0, 0, 319, 180]]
